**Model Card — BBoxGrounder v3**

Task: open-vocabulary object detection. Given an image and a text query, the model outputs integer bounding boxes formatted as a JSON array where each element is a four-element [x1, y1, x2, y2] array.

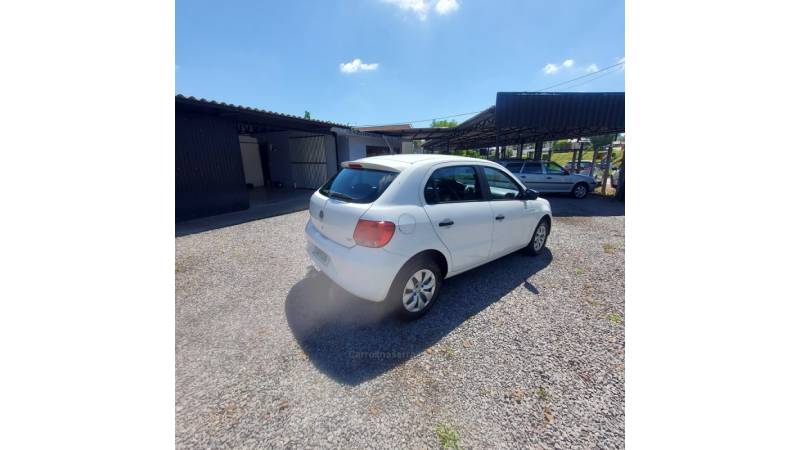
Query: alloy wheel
[[533, 223, 547, 251], [402, 269, 436, 312]]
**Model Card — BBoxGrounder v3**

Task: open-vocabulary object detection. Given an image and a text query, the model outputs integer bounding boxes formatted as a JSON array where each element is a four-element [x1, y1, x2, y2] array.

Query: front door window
[[545, 162, 566, 175]]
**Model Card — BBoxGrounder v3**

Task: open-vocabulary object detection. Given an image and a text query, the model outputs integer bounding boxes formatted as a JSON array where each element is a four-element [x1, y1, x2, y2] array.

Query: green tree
[[589, 133, 616, 149], [430, 119, 458, 128], [303, 111, 311, 119], [550, 139, 572, 151]]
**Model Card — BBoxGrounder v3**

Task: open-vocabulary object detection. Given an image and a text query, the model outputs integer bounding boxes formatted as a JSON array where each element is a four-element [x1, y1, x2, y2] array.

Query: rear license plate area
[[310, 245, 329, 265]]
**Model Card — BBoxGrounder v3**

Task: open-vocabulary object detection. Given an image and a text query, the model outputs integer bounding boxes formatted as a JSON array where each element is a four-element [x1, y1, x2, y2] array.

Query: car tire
[[387, 255, 443, 320], [572, 182, 589, 199], [525, 218, 550, 255]]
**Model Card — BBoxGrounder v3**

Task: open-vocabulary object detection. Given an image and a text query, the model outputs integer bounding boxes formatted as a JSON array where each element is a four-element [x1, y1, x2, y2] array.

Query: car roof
[[350, 154, 492, 171]]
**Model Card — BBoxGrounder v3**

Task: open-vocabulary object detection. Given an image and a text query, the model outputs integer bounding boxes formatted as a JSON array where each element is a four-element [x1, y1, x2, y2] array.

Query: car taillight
[[353, 219, 395, 248]]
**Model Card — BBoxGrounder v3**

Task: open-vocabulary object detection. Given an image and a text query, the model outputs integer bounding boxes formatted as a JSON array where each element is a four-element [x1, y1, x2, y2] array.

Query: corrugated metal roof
[[417, 92, 624, 150], [495, 92, 624, 132], [175, 94, 350, 129], [355, 124, 412, 132]]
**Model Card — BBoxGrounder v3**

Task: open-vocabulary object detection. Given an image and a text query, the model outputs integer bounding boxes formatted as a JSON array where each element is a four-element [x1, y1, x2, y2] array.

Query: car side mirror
[[524, 189, 539, 200], [562, 170, 569, 175]]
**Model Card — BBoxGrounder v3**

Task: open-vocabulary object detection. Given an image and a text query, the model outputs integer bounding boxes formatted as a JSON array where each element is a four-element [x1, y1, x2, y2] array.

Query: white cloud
[[543, 63, 559, 74], [340, 58, 379, 74], [382, 0, 430, 20], [435, 0, 460, 15], [543, 58, 580, 75], [381, 0, 459, 20], [586, 64, 599, 73]]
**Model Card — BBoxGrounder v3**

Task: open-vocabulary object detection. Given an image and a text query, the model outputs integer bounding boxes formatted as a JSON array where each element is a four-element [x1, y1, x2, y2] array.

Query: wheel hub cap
[[402, 269, 436, 313], [534, 224, 547, 250]]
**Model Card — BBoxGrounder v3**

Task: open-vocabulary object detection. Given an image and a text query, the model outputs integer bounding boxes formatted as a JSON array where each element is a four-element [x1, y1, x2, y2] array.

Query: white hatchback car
[[305, 154, 553, 319]]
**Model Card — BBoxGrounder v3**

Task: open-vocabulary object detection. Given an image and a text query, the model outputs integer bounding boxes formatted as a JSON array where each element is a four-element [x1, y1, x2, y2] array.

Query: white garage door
[[289, 135, 328, 189]]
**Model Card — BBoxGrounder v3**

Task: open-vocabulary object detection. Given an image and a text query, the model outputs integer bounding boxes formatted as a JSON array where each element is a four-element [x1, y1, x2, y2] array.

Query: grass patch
[[602, 243, 616, 254], [536, 387, 549, 400], [435, 423, 460, 449], [575, 267, 585, 275], [441, 345, 455, 359], [549, 148, 623, 168], [607, 313, 623, 324]]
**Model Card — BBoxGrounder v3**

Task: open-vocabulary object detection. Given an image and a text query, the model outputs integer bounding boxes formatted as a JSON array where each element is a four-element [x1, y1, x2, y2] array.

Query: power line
[[554, 65, 626, 91], [537, 61, 625, 92], [352, 61, 625, 127]]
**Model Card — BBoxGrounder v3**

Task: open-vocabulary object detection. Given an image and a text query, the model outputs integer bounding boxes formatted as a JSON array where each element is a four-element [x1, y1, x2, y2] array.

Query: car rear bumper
[[304, 219, 406, 302]]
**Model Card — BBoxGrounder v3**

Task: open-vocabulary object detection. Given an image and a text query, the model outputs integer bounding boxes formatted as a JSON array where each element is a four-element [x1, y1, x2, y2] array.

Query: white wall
[[401, 141, 422, 154], [239, 135, 264, 187], [340, 135, 401, 161]]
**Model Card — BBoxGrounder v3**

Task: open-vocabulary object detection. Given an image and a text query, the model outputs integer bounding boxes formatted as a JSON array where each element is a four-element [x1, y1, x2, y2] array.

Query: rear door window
[[545, 162, 566, 174], [319, 168, 397, 203], [424, 166, 482, 204], [505, 162, 523, 173]]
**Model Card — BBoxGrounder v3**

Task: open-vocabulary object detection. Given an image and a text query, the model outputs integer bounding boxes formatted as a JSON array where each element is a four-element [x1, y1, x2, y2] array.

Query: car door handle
[[495, 215, 505, 221], [520, 175, 526, 178], [438, 219, 454, 227], [546, 176, 552, 179]]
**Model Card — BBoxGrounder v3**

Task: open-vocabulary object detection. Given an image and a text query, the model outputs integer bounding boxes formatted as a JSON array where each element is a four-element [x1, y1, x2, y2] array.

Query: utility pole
[[601, 134, 617, 195], [570, 140, 578, 172], [589, 141, 599, 178]]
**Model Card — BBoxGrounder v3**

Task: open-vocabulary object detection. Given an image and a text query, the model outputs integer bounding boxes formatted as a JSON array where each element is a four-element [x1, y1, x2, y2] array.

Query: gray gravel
[[176, 197, 625, 449]]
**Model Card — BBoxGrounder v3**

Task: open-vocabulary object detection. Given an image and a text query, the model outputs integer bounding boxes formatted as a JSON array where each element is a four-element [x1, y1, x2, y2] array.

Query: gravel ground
[[176, 197, 625, 449]]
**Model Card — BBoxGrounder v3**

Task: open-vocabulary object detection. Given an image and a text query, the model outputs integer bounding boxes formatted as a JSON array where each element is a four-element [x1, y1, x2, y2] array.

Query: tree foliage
[[589, 133, 616, 149], [430, 119, 458, 128], [303, 111, 311, 119]]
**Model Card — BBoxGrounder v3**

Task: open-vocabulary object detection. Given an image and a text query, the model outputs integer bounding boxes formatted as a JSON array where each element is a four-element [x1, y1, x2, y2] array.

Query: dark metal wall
[[176, 110, 249, 221]]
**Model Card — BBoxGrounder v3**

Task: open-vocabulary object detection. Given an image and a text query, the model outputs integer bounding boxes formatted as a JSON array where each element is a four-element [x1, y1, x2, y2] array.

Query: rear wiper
[[328, 191, 355, 201]]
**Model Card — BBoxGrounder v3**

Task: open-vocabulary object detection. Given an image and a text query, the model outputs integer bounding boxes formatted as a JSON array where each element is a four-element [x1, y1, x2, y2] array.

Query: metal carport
[[382, 92, 625, 197], [385, 92, 624, 156]]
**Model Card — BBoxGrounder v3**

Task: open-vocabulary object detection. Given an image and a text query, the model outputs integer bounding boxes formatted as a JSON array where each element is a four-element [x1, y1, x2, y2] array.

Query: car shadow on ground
[[285, 249, 552, 385], [544, 194, 624, 217]]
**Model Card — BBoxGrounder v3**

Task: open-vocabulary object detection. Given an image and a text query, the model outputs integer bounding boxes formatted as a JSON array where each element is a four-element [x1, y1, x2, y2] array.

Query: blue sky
[[176, 0, 624, 127]]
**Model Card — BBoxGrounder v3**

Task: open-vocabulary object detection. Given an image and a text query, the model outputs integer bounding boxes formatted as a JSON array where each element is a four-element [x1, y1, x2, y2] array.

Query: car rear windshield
[[319, 168, 398, 204]]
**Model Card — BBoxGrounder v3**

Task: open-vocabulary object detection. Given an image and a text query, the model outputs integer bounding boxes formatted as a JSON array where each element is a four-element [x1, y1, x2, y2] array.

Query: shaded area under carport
[[545, 194, 624, 217], [175, 188, 312, 236]]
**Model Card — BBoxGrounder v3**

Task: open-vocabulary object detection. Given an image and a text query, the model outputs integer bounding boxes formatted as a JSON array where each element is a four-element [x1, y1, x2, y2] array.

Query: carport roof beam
[[387, 92, 624, 151]]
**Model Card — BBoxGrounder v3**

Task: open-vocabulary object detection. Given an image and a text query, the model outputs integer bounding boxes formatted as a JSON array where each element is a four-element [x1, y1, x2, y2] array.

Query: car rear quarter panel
[[360, 203, 454, 278], [365, 164, 455, 277]]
